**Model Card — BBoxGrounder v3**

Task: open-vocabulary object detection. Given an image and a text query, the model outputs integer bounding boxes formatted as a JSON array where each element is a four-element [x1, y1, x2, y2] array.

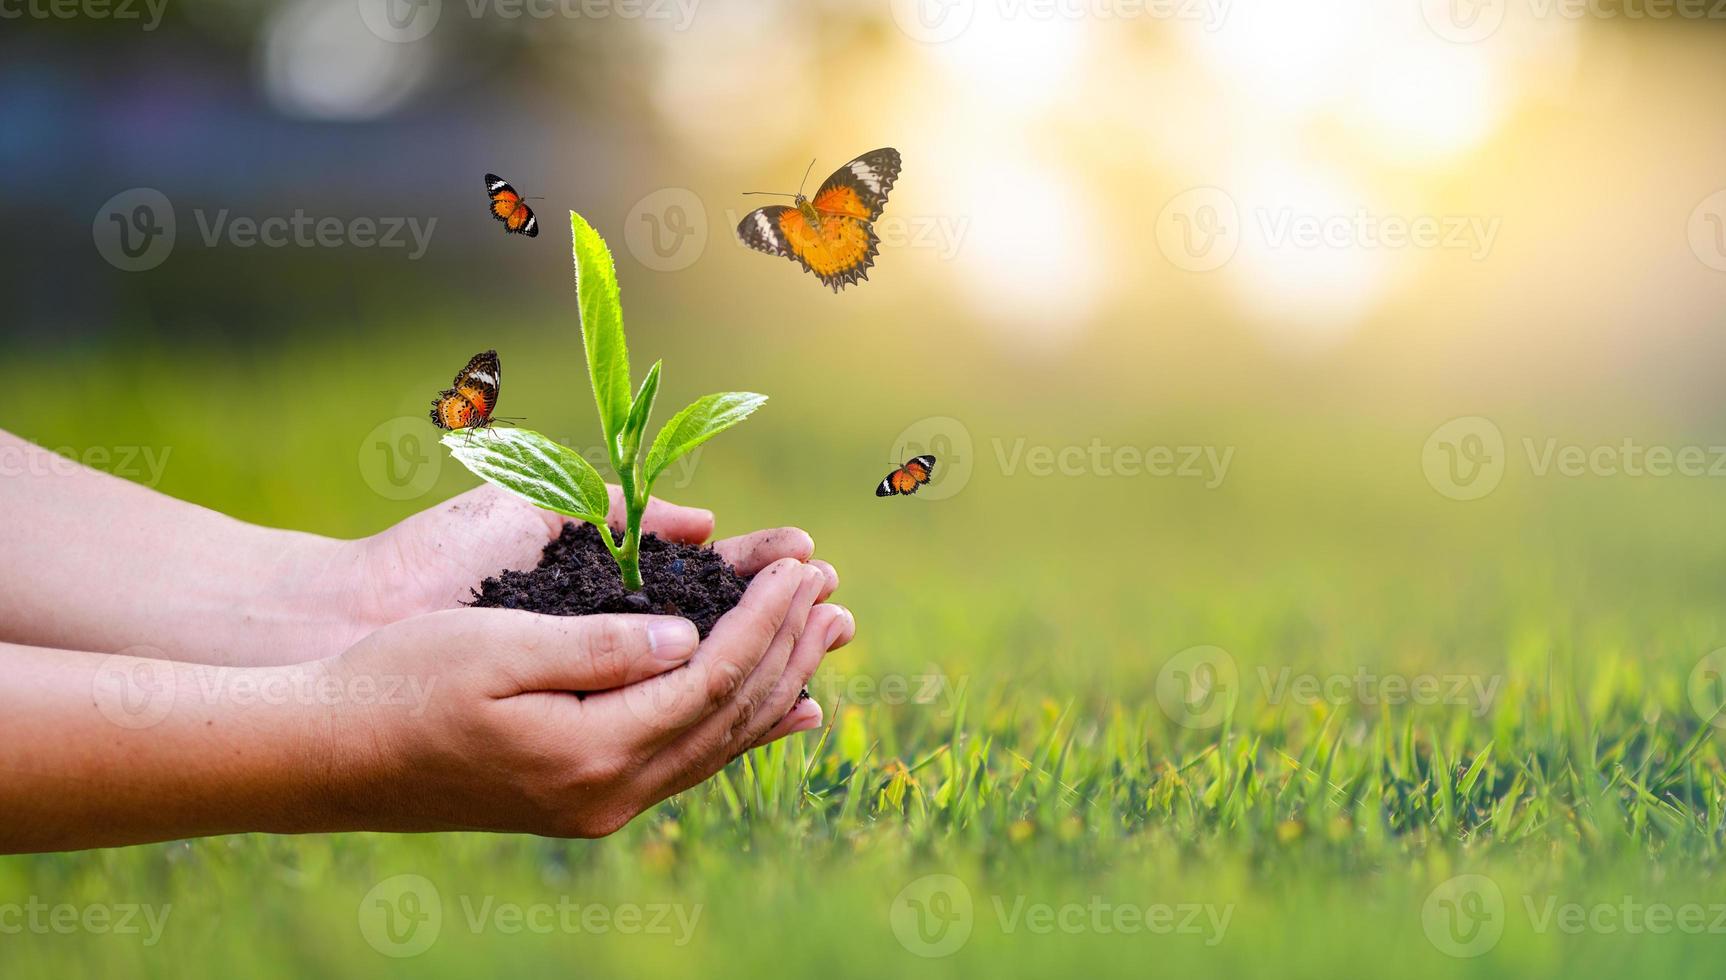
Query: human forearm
[[0, 643, 352, 853], [0, 430, 373, 665]]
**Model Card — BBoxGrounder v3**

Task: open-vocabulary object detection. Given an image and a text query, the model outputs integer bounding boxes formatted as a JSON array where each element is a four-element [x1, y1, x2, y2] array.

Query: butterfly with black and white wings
[[737, 148, 902, 292]]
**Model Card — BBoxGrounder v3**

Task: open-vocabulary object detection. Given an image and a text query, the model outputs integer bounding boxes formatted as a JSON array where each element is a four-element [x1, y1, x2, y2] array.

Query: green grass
[[5, 311, 1726, 977]]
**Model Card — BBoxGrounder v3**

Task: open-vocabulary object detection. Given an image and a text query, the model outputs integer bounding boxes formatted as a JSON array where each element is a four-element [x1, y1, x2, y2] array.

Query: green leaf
[[441, 428, 610, 524], [570, 211, 631, 448], [621, 359, 662, 458], [643, 392, 767, 487]]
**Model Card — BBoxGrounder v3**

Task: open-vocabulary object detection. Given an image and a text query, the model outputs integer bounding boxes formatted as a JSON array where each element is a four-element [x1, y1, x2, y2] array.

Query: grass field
[[5, 304, 1726, 978]]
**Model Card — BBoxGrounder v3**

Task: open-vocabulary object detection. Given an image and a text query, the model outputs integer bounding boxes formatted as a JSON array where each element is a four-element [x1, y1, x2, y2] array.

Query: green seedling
[[440, 210, 765, 590]]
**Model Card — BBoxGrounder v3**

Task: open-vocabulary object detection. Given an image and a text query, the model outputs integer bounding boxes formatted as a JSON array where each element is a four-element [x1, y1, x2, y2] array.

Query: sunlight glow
[[943, 156, 1104, 345], [260, 0, 433, 121], [1224, 159, 1397, 350]]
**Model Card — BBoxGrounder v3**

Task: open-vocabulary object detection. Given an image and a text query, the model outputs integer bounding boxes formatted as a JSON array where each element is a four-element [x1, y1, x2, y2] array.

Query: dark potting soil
[[468, 521, 746, 637]]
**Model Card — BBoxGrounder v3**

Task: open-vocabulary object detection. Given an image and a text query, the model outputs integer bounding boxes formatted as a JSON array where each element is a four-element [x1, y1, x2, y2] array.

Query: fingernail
[[824, 607, 854, 649], [647, 618, 699, 662], [788, 700, 823, 733], [802, 565, 825, 591]]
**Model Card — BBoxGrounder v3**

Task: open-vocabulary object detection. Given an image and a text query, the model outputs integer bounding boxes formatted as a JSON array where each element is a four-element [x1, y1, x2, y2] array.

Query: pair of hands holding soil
[[0, 430, 852, 852]]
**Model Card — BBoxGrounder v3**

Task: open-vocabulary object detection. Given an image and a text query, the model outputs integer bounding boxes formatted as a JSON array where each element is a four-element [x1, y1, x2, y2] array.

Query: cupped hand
[[317, 557, 855, 837], [348, 483, 838, 632]]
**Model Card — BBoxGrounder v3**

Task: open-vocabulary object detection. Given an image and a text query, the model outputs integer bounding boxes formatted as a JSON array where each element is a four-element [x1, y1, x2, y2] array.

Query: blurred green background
[[7, 0, 1726, 976]]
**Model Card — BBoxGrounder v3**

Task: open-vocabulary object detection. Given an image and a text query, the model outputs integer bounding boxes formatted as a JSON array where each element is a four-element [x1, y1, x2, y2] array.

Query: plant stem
[[610, 447, 645, 591]]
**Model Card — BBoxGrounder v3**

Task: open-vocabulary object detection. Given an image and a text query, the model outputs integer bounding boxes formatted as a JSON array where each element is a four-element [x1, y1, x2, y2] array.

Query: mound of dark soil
[[468, 521, 745, 637]]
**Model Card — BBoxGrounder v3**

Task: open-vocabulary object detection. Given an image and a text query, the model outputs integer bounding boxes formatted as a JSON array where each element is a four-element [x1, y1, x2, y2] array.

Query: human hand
[[316, 557, 854, 837], [345, 484, 835, 639]]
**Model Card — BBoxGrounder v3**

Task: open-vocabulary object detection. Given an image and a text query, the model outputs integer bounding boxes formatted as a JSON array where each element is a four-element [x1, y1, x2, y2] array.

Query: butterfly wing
[[738, 205, 797, 261], [904, 455, 936, 486], [485, 174, 538, 236], [431, 350, 501, 430], [453, 349, 501, 408], [507, 202, 538, 237], [812, 148, 901, 222], [782, 206, 881, 293], [876, 454, 936, 496], [739, 148, 901, 291], [486, 174, 520, 219], [430, 390, 479, 430], [739, 205, 873, 292]]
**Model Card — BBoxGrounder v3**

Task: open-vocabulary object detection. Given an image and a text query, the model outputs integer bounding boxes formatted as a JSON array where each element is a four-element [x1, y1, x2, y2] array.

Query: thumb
[[431, 609, 701, 695]]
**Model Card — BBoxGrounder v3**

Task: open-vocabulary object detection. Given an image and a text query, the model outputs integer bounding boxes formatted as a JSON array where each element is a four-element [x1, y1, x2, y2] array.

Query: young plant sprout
[[440, 211, 765, 590]]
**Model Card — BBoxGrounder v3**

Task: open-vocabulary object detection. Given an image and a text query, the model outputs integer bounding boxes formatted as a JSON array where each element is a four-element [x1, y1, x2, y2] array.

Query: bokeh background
[[6, 0, 1726, 976]]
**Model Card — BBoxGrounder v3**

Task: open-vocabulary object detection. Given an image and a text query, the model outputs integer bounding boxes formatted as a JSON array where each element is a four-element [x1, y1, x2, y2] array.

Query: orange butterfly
[[876, 454, 935, 497], [429, 350, 502, 432], [737, 148, 902, 292], [485, 174, 539, 237]]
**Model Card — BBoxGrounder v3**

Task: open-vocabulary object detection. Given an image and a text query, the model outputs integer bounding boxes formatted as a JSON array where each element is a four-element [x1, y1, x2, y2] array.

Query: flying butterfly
[[429, 350, 502, 433], [737, 148, 902, 292], [876, 455, 936, 497], [485, 173, 539, 237]]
